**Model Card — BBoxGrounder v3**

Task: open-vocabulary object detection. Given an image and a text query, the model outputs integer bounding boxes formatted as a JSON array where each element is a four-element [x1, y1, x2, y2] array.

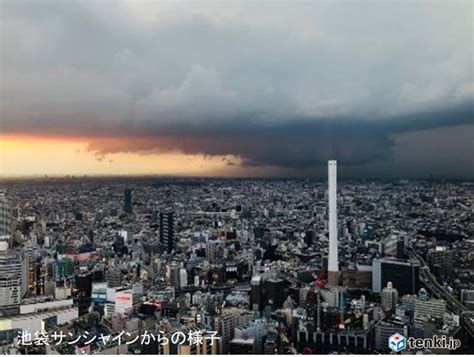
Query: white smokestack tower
[[327, 160, 339, 286]]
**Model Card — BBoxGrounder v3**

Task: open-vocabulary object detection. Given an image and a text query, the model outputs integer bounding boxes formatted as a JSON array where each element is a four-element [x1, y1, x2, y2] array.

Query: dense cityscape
[[0, 161, 472, 354]]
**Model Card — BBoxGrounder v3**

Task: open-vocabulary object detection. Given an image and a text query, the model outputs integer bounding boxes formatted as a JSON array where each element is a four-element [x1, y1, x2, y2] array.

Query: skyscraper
[[123, 188, 132, 214], [250, 275, 263, 311], [169, 263, 180, 289], [372, 258, 420, 296], [219, 308, 239, 354], [327, 160, 339, 286], [383, 235, 405, 259], [0, 193, 12, 239], [0, 255, 22, 317], [381, 282, 398, 313], [160, 212, 175, 254], [265, 278, 288, 310]]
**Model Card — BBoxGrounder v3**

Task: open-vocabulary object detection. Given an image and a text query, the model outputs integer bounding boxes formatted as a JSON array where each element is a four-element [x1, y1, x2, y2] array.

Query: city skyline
[[1, 0, 473, 178], [0, 167, 472, 354]]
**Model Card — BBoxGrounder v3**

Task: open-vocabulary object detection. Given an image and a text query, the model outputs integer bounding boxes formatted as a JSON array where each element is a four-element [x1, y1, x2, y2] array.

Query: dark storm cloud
[[1, 0, 473, 176], [79, 103, 471, 173]]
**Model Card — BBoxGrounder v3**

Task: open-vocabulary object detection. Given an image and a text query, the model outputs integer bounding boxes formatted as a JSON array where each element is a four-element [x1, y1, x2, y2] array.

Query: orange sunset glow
[[0, 135, 241, 177]]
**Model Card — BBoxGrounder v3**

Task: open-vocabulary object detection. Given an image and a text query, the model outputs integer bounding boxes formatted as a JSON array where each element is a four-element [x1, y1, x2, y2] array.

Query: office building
[[319, 286, 345, 308], [400, 295, 417, 313], [206, 239, 224, 263], [218, 309, 239, 354], [427, 247, 454, 278], [54, 257, 74, 280], [105, 268, 122, 288], [0, 193, 12, 239], [250, 275, 263, 311], [234, 320, 265, 353], [372, 258, 420, 296], [123, 188, 132, 214], [265, 278, 288, 310], [415, 298, 446, 319], [460, 289, 474, 303], [169, 264, 181, 289], [0, 255, 22, 317], [342, 264, 372, 290], [0, 303, 78, 345], [374, 320, 407, 352], [381, 282, 398, 313], [160, 212, 175, 254], [383, 235, 404, 259]]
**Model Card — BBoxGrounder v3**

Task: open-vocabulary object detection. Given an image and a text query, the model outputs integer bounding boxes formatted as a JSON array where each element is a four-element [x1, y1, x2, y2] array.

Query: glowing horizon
[[0, 134, 244, 178]]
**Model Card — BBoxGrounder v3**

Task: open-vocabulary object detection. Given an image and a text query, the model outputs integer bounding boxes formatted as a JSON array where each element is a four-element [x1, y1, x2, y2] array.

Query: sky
[[1, 0, 473, 178]]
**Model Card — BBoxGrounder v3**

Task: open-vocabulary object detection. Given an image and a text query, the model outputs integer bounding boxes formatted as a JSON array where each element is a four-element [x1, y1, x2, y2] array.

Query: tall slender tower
[[327, 160, 339, 286]]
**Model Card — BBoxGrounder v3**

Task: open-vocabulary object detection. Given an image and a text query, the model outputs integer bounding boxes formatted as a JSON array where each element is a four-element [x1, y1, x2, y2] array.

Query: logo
[[389, 333, 406, 352], [407, 335, 461, 351]]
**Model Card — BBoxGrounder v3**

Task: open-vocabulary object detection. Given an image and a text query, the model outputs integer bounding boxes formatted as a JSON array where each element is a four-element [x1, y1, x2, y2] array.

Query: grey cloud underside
[[3, 103, 472, 170], [1, 0, 473, 175], [83, 104, 470, 170]]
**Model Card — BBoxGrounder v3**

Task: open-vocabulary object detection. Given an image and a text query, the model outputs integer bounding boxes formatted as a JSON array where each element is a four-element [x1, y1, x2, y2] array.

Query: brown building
[[342, 265, 372, 290]]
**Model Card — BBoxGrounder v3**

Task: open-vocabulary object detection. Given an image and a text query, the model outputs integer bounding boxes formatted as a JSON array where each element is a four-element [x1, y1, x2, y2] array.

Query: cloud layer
[[1, 0, 473, 176]]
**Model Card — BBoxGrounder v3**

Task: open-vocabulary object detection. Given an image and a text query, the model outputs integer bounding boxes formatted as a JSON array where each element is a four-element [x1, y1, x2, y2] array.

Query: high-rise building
[[265, 278, 288, 310], [105, 268, 122, 288], [206, 239, 224, 263], [342, 264, 372, 289], [400, 294, 417, 313], [0, 255, 22, 317], [319, 286, 345, 308], [218, 308, 239, 354], [374, 320, 407, 352], [35, 258, 47, 295], [123, 189, 132, 214], [54, 257, 74, 280], [169, 264, 180, 289], [460, 289, 474, 309], [250, 275, 262, 311], [372, 258, 420, 296], [415, 297, 446, 319], [234, 320, 265, 353], [0, 193, 12, 239], [179, 268, 188, 289], [160, 212, 175, 254], [327, 160, 339, 286], [381, 282, 398, 313], [427, 247, 454, 278], [383, 235, 404, 259], [21, 249, 35, 296]]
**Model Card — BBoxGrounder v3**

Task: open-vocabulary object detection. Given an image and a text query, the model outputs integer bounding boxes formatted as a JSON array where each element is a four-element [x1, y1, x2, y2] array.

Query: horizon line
[[0, 173, 472, 183]]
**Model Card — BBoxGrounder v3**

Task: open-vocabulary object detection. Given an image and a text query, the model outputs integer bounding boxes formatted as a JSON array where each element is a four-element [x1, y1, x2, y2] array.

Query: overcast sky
[[1, 0, 473, 178]]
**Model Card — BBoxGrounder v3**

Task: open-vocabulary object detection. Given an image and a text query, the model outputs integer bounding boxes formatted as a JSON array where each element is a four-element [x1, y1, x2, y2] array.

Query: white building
[[381, 282, 398, 312], [179, 268, 188, 289], [327, 160, 339, 286], [0, 304, 78, 343]]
